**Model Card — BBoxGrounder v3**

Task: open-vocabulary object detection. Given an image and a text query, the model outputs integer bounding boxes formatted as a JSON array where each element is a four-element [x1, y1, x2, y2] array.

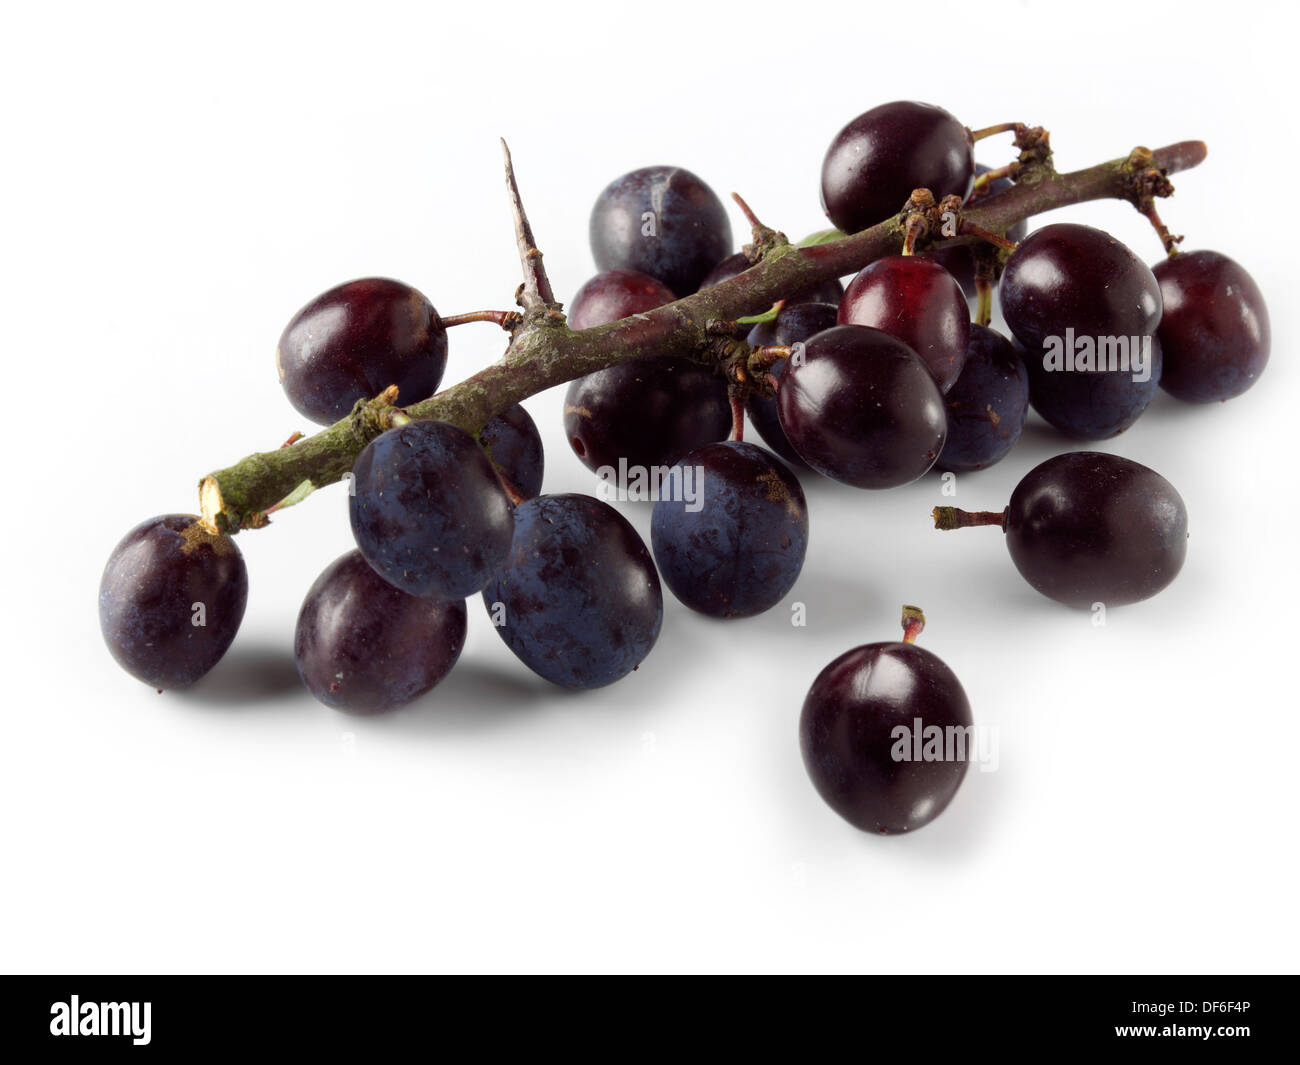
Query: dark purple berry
[[821, 101, 974, 234], [277, 278, 447, 425], [350, 421, 514, 599], [934, 452, 1188, 609], [935, 325, 1029, 472], [295, 551, 466, 714], [484, 494, 662, 689], [839, 254, 971, 392], [569, 269, 676, 330], [745, 302, 839, 468], [801, 608, 972, 835], [100, 515, 248, 690], [479, 403, 545, 501], [777, 325, 946, 489], [590, 166, 732, 296], [651, 441, 808, 618], [1000, 224, 1163, 439], [564, 357, 730, 475], [1153, 250, 1270, 403]]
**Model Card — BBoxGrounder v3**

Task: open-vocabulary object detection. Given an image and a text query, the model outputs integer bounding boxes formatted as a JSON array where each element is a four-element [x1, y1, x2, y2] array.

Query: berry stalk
[[932, 507, 1009, 531]]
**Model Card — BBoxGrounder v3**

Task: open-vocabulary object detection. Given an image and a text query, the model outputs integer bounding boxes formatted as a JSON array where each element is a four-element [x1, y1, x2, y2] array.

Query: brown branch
[[199, 139, 1208, 533]]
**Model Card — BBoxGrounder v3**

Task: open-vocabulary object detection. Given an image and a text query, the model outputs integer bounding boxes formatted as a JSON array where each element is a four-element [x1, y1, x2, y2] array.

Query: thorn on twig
[[732, 192, 788, 262], [501, 139, 559, 315], [732, 192, 765, 230]]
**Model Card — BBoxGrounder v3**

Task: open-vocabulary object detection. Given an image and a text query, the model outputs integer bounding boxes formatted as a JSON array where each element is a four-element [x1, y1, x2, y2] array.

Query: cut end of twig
[[198, 476, 225, 534]]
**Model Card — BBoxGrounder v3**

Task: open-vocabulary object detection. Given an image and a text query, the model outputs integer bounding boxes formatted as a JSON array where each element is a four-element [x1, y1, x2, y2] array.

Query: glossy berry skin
[[569, 269, 676, 330], [564, 357, 730, 474], [1153, 250, 1271, 403], [479, 403, 545, 501], [923, 165, 1029, 295], [821, 101, 974, 234], [935, 325, 1029, 473], [778, 326, 947, 489], [839, 255, 971, 392], [801, 642, 972, 835], [745, 302, 839, 467], [99, 515, 248, 690], [589, 166, 732, 296], [294, 551, 467, 714], [1020, 334, 1163, 440], [700, 252, 844, 306], [350, 420, 513, 599], [1000, 223, 1161, 350], [651, 442, 809, 618], [277, 278, 447, 426], [484, 494, 663, 689], [1000, 224, 1163, 439], [1005, 452, 1188, 608]]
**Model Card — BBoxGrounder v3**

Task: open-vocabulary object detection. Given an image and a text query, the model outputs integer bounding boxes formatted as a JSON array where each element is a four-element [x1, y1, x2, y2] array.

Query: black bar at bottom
[[0, 975, 1285, 1053]]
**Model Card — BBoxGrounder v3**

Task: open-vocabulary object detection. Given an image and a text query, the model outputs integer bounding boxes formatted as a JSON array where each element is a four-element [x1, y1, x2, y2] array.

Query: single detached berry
[[935, 325, 1029, 473], [839, 254, 971, 392], [777, 325, 947, 488], [821, 101, 974, 234], [651, 441, 809, 619], [484, 494, 663, 689], [589, 166, 733, 296], [99, 515, 248, 690], [1153, 250, 1271, 403], [295, 550, 467, 714], [277, 278, 448, 425], [801, 606, 973, 835], [350, 420, 514, 600], [933, 451, 1188, 608]]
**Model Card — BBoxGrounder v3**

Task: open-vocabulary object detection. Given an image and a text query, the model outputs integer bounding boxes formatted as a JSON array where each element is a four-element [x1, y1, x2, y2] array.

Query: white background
[[2, 0, 1296, 975]]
